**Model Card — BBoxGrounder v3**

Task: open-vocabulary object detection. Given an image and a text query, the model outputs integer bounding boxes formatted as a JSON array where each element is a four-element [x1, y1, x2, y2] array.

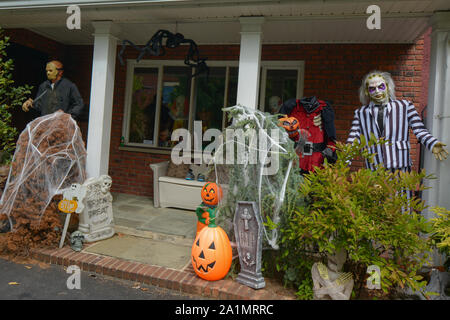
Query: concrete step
[[114, 224, 194, 247]]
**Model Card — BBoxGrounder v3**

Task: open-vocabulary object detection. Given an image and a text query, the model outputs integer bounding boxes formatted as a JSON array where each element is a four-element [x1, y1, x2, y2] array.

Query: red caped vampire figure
[[22, 60, 84, 119], [347, 70, 448, 171], [279, 96, 337, 174]]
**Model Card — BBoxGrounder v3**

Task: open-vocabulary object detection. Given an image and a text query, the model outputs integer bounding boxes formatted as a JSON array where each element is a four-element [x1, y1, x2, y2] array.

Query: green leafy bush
[[429, 206, 450, 269], [280, 135, 433, 297], [0, 28, 32, 165]]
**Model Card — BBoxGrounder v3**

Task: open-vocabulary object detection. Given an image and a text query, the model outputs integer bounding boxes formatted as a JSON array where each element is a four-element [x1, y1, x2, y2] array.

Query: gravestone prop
[[78, 175, 115, 242], [233, 201, 265, 289]]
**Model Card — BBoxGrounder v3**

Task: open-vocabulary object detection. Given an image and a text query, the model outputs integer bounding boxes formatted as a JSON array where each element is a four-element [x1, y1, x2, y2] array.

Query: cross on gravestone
[[233, 201, 265, 289], [241, 208, 252, 231]]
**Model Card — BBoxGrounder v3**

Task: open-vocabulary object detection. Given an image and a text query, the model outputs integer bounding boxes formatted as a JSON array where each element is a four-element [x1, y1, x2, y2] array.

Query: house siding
[[5, 28, 431, 198]]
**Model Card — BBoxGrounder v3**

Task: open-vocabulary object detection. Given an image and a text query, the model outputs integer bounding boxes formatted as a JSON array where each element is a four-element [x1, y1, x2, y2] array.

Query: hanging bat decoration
[[118, 29, 209, 77]]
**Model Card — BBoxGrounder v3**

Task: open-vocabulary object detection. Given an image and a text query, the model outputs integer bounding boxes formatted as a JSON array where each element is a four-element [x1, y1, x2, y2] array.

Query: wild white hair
[[359, 70, 396, 105]]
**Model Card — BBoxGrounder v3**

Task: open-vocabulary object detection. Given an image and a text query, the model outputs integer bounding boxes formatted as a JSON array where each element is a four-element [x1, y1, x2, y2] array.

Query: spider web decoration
[[118, 29, 209, 77]]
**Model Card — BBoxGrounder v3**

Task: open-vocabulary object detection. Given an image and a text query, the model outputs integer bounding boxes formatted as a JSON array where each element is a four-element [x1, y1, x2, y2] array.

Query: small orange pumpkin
[[191, 220, 232, 281], [278, 116, 300, 139], [200, 182, 223, 206]]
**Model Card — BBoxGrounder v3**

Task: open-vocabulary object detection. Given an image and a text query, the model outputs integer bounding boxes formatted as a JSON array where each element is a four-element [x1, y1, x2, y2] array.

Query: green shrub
[[429, 206, 450, 269], [0, 28, 32, 165], [279, 135, 433, 297]]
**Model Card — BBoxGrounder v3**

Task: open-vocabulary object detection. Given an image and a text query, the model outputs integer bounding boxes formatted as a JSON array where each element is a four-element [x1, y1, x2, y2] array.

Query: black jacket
[[33, 78, 84, 119]]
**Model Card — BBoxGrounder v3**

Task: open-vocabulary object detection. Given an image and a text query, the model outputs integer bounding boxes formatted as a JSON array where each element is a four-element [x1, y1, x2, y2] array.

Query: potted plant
[[0, 28, 32, 180]]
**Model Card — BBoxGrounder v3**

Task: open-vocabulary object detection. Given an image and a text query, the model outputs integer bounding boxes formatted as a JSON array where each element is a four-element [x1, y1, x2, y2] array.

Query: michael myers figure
[[280, 96, 338, 174]]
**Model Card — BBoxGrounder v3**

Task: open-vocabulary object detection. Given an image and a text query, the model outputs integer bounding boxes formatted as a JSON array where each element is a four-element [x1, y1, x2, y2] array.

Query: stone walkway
[[30, 246, 293, 300], [30, 193, 295, 300]]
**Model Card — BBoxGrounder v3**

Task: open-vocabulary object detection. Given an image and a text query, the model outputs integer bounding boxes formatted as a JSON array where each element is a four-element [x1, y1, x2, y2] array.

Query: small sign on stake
[[58, 199, 78, 214], [58, 183, 87, 249], [58, 199, 77, 249]]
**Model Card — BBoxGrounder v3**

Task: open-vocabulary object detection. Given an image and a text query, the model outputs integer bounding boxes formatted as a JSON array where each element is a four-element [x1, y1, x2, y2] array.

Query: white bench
[[150, 161, 228, 210]]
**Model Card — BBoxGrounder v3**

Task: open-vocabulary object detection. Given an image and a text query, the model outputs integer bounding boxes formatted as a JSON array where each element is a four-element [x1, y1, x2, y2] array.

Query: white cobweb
[[211, 105, 304, 250], [0, 111, 87, 231]]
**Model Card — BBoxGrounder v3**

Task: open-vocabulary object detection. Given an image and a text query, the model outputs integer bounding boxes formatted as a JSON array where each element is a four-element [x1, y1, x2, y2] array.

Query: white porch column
[[86, 21, 119, 178], [236, 17, 264, 109], [422, 12, 450, 265]]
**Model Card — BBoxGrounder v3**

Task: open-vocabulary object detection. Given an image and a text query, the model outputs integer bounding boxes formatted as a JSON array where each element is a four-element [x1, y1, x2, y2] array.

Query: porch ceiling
[[0, 0, 449, 45]]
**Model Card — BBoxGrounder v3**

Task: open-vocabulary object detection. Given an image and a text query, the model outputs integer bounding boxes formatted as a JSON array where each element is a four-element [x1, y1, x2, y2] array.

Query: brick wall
[[261, 35, 431, 170], [5, 29, 90, 142], [5, 28, 432, 198], [4, 28, 66, 61], [64, 45, 94, 143]]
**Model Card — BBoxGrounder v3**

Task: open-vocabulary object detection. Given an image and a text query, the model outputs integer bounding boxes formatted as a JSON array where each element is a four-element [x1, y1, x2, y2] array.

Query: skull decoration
[[100, 175, 112, 194], [70, 231, 85, 252]]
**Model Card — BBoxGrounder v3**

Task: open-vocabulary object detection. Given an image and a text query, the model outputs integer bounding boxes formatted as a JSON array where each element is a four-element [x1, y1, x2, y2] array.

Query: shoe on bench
[[185, 169, 195, 180]]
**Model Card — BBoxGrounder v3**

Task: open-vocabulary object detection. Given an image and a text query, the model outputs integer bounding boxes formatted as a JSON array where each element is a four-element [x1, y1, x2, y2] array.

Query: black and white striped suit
[[347, 99, 437, 170]]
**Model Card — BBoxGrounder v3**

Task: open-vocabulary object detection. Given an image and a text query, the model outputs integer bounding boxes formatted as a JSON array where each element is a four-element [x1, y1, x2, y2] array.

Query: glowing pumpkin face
[[279, 116, 300, 139], [201, 182, 222, 206], [191, 224, 232, 281]]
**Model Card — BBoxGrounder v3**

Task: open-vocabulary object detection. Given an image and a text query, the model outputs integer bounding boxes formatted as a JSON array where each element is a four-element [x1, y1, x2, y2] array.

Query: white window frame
[[122, 59, 304, 149], [258, 61, 305, 111], [122, 59, 192, 149]]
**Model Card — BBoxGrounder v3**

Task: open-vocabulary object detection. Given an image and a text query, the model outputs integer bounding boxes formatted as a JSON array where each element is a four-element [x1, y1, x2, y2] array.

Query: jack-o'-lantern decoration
[[200, 182, 222, 206], [191, 219, 232, 281], [278, 116, 300, 139]]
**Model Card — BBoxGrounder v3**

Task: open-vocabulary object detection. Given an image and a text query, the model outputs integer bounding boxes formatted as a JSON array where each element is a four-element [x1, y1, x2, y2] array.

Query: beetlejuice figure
[[279, 96, 338, 174], [347, 70, 448, 171]]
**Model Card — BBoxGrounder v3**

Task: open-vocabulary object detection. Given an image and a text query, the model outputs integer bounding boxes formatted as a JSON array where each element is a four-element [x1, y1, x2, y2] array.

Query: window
[[128, 67, 158, 145], [259, 62, 304, 114], [158, 66, 192, 148], [123, 60, 303, 150]]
